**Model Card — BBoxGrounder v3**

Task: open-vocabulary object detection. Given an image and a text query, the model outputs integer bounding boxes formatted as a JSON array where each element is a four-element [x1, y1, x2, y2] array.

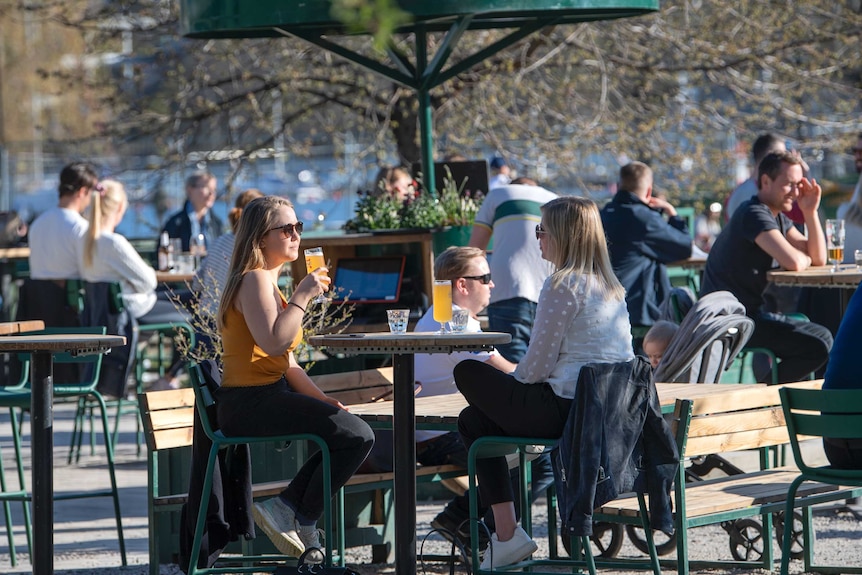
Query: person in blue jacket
[[821, 285, 862, 469], [600, 162, 692, 334]]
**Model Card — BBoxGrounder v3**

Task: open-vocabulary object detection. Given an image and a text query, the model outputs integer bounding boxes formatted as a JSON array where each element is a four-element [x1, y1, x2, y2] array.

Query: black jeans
[[216, 378, 374, 521], [747, 312, 833, 384], [823, 437, 862, 470], [454, 359, 571, 507]]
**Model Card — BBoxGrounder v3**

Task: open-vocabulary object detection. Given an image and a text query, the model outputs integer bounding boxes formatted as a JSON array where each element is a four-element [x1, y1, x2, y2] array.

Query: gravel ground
[[1, 403, 860, 575]]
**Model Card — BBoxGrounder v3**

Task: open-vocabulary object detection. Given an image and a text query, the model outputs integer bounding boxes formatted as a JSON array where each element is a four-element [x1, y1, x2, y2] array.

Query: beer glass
[[432, 280, 452, 333], [304, 247, 329, 303], [826, 219, 845, 273]]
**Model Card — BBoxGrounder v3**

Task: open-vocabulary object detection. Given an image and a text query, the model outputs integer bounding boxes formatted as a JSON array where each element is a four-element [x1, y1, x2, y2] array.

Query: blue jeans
[[487, 297, 537, 363]]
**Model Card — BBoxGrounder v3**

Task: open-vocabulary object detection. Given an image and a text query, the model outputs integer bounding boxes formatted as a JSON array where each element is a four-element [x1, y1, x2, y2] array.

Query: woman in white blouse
[[81, 180, 181, 323], [453, 196, 634, 569]]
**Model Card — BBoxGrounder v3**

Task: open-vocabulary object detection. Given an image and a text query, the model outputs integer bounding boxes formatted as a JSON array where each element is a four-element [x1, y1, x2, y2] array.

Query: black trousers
[[454, 359, 571, 507], [746, 312, 833, 384], [216, 378, 374, 521]]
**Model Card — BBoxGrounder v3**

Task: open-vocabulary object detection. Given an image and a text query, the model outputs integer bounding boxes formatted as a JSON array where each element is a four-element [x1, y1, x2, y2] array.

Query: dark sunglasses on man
[[463, 273, 492, 285]]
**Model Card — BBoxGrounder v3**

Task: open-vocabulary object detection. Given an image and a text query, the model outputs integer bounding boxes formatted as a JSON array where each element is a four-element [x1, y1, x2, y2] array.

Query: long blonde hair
[[542, 196, 625, 301], [83, 179, 127, 269], [217, 195, 294, 331]]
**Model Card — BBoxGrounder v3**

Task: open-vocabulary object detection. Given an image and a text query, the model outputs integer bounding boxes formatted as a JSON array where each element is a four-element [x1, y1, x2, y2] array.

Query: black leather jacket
[[551, 357, 679, 536]]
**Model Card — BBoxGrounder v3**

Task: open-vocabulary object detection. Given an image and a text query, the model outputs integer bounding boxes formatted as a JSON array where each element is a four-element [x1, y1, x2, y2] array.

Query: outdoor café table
[[0, 332, 125, 575], [0, 319, 44, 335], [308, 330, 510, 575], [767, 264, 862, 315], [348, 381, 770, 426]]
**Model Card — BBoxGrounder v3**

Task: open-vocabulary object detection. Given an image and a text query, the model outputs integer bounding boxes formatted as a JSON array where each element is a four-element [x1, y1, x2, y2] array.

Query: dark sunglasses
[[535, 224, 548, 240], [463, 273, 492, 285], [267, 221, 304, 237]]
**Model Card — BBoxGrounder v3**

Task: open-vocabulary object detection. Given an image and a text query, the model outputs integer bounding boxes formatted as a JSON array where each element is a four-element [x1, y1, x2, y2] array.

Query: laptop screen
[[332, 256, 406, 303]]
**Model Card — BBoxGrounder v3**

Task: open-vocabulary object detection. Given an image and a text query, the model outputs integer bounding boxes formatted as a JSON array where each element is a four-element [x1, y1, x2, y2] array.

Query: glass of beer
[[304, 247, 329, 303], [432, 280, 452, 333], [826, 219, 845, 273]]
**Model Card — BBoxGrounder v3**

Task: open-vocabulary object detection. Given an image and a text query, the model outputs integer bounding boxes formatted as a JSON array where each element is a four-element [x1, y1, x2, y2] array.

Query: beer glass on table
[[304, 247, 329, 304], [826, 219, 845, 273], [432, 280, 452, 333]]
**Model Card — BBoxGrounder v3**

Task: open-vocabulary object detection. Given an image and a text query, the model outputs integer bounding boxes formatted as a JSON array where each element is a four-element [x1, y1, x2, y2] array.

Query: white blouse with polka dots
[[512, 273, 634, 399]]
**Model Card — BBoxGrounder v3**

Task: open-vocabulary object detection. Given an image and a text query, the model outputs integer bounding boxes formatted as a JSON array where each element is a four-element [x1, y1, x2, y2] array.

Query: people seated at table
[[454, 196, 634, 569], [820, 285, 862, 470], [15, 162, 100, 383], [160, 170, 224, 252], [600, 161, 692, 343], [700, 151, 832, 384], [216, 195, 374, 557], [360, 246, 554, 546], [642, 320, 679, 370]]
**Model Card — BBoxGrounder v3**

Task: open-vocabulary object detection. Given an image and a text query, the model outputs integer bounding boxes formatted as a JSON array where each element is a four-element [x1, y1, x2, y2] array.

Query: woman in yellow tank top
[[215, 196, 374, 557]]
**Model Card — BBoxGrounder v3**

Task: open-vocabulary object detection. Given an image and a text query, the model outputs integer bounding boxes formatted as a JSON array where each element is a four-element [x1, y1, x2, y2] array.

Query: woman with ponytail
[[80, 180, 182, 323]]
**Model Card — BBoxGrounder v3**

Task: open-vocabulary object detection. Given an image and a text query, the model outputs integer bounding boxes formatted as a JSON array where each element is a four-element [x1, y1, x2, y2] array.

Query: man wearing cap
[[488, 156, 511, 190]]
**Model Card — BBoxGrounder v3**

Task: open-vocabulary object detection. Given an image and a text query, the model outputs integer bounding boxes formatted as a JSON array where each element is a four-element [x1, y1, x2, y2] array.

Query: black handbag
[[273, 548, 360, 575]]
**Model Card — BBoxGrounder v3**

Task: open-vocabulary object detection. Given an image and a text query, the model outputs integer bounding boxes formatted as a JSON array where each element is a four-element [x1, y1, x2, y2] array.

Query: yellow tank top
[[221, 290, 303, 388]]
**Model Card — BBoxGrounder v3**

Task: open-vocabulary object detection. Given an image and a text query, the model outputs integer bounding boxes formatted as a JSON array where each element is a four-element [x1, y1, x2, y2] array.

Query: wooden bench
[[593, 379, 862, 575], [139, 367, 466, 574]]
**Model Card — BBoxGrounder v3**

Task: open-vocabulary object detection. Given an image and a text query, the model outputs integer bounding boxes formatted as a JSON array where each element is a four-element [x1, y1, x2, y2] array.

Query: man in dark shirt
[[601, 161, 692, 330], [701, 151, 832, 383], [160, 170, 224, 252]]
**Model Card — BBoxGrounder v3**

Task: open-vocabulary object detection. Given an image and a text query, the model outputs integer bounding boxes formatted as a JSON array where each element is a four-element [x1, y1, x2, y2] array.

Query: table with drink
[[308, 274, 507, 575], [157, 232, 207, 283]]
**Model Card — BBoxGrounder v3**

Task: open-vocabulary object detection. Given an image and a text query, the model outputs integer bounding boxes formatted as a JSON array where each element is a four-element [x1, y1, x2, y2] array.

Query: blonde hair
[[541, 196, 625, 301], [83, 179, 127, 269], [434, 246, 487, 280], [218, 195, 294, 331], [228, 189, 264, 232]]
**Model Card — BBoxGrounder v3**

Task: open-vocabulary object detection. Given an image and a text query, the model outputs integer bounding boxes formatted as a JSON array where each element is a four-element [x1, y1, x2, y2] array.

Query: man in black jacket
[[160, 170, 224, 252], [601, 162, 692, 334]]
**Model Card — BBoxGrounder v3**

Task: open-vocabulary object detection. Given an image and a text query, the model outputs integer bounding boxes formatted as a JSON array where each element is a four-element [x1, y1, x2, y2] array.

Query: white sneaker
[[252, 497, 304, 557], [297, 522, 324, 550], [479, 526, 538, 570]]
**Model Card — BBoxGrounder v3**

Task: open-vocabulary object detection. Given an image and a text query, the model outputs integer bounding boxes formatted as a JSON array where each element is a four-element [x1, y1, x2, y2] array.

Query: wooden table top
[[0, 320, 45, 336], [669, 256, 707, 270], [0, 333, 125, 354], [0, 246, 30, 261], [767, 265, 862, 289], [309, 331, 511, 354], [345, 381, 820, 427]]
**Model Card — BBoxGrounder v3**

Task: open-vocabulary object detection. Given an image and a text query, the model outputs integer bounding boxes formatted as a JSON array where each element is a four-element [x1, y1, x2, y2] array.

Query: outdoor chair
[[69, 281, 139, 462], [185, 360, 341, 575], [0, 326, 127, 566], [778, 387, 862, 575]]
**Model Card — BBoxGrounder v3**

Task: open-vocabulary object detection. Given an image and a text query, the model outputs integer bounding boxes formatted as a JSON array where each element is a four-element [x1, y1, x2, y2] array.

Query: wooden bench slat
[[687, 407, 785, 437]]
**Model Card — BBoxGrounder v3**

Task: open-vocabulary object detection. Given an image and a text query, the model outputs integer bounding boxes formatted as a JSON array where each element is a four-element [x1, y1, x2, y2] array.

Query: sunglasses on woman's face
[[535, 224, 548, 240], [267, 221, 304, 238]]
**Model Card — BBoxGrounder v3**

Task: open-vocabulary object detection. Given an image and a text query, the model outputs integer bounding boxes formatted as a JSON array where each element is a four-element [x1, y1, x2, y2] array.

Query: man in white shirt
[[28, 162, 99, 280]]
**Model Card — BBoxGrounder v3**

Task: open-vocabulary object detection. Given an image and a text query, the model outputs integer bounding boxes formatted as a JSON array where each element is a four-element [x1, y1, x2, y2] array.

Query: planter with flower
[[344, 169, 483, 255]]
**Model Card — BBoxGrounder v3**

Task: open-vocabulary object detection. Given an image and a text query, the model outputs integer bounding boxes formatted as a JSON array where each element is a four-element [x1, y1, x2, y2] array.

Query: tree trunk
[[390, 93, 421, 166]]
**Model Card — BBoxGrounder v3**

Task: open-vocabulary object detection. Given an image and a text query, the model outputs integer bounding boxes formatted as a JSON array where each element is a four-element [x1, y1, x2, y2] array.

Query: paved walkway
[[0, 401, 859, 574]]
